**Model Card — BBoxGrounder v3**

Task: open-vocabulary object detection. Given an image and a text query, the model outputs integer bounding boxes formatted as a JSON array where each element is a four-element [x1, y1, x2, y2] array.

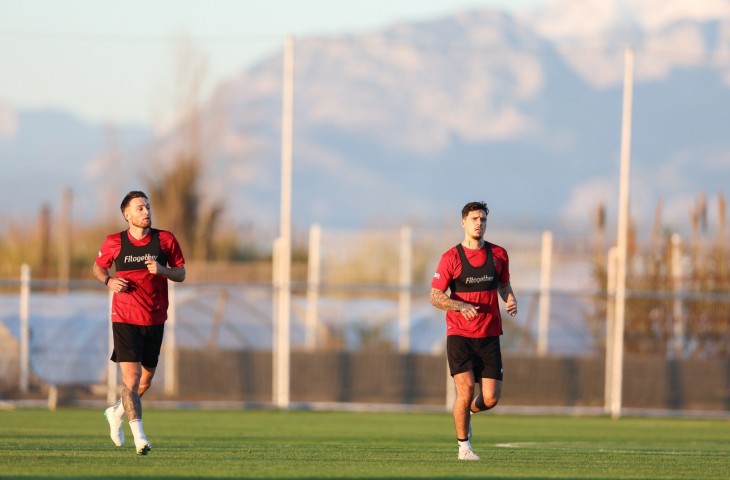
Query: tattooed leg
[[122, 385, 143, 421]]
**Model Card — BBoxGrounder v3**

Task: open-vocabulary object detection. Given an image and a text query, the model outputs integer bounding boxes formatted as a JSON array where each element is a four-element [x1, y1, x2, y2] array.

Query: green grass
[[0, 408, 728, 479]]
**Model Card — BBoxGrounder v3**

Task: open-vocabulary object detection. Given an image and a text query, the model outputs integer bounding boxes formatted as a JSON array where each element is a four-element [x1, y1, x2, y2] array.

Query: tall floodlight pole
[[273, 35, 294, 409], [604, 247, 618, 412], [610, 46, 634, 420]]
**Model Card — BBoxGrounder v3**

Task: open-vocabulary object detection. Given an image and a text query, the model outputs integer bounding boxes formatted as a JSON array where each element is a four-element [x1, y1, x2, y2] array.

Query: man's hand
[[505, 296, 517, 317], [108, 277, 129, 293], [431, 288, 479, 321], [459, 304, 480, 321], [145, 259, 161, 276]]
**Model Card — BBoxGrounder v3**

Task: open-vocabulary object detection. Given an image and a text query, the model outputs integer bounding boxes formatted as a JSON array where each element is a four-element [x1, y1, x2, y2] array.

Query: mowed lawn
[[0, 408, 728, 479]]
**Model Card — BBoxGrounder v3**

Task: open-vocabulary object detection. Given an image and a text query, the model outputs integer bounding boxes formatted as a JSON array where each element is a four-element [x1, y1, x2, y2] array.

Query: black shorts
[[111, 322, 165, 368], [447, 335, 503, 380]]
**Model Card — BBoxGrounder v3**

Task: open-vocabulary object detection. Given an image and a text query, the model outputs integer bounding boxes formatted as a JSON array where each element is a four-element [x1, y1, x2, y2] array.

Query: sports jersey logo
[[123, 254, 158, 263], [433, 272, 440, 279], [464, 274, 494, 284]]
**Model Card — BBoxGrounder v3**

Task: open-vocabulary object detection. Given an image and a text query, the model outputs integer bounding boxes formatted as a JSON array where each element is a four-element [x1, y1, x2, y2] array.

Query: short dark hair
[[120, 191, 148, 213], [462, 201, 489, 219]]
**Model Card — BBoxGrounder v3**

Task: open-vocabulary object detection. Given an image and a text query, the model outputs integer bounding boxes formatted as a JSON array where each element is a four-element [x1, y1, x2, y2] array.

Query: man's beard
[[132, 218, 151, 229]]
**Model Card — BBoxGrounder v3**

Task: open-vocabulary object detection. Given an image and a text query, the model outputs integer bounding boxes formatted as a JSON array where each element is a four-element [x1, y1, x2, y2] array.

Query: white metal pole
[[19, 264, 30, 394], [280, 36, 294, 245], [604, 246, 618, 412], [398, 226, 412, 353], [273, 237, 290, 408], [610, 46, 634, 420], [305, 224, 321, 350], [107, 289, 116, 405], [272, 235, 280, 361], [273, 35, 294, 409], [164, 280, 177, 396], [272, 238, 280, 404], [537, 230, 553, 356]]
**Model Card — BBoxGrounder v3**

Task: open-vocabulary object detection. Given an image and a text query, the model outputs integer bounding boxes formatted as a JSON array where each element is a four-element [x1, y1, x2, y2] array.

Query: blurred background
[[0, 0, 728, 415]]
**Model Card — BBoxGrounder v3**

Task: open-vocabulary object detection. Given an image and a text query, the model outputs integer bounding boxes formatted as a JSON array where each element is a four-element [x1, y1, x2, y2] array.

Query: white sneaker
[[135, 437, 152, 455], [458, 448, 480, 461], [104, 406, 124, 447]]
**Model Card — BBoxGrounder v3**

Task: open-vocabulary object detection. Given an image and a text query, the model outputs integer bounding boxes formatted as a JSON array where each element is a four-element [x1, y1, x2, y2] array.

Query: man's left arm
[[499, 281, 517, 317], [148, 231, 186, 282], [145, 260, 186, 282]]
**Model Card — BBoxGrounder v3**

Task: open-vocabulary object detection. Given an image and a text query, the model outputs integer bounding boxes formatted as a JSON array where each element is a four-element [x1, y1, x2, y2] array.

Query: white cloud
[[634, 0, 730, 30], [529, 0, 730, 41], [526, 0, 730, 89], [559, 178, 616, 227]]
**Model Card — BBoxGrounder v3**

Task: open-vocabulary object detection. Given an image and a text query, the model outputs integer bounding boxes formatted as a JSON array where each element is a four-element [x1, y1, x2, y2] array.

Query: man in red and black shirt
[[93, 191, 186, 455], [430, 201, 517, 461]]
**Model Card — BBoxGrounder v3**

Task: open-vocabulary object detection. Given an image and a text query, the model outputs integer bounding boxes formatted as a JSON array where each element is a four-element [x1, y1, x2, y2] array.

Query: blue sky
[[0, 0, 547, 126]]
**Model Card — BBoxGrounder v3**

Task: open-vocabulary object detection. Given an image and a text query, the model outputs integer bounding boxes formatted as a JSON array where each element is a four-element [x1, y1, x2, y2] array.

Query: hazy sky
[[0, 0, 547, 127]]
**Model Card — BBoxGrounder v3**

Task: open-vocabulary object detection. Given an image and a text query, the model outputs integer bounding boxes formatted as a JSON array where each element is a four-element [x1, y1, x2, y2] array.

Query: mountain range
[[2, 0, 730, 240]]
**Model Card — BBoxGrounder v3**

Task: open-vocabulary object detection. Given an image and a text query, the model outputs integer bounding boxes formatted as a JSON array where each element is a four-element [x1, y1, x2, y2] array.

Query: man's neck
[[128, 226, 150, 240], [462, 238, 484, 249]]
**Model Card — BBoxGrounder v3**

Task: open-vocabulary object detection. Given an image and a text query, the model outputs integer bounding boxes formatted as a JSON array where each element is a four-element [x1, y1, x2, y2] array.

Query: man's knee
[[138, 379, 153, 395], [138, 368, 156, 395], [483, 394, 499, 409], [472, 391, 500, 412], [122, 378, 140, 393], [120, 369, 142, 392], [455, 383, 475, 402]]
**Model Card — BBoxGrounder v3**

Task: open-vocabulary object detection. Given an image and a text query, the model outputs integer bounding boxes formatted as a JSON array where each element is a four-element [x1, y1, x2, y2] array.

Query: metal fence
[[1, 227, 729, 416]]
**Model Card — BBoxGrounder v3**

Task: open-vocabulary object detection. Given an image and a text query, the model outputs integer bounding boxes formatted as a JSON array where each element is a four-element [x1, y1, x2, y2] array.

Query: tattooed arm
[[430, 288, 480, 321]]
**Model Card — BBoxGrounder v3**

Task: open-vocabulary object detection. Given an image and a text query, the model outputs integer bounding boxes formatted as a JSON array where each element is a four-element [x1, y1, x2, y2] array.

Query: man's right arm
[[93, 262, 112, 288], [430, 288, 480, 320]]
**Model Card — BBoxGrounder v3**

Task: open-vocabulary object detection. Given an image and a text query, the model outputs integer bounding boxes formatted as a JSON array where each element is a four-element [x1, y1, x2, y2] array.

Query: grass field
[[0, 408, 728, 479]]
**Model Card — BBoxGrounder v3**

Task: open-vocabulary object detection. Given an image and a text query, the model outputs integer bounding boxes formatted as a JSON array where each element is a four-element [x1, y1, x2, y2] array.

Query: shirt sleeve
[[431, 248, 457, 292], [95, 233, 121, 269], [494, 245, 511, 284], [160, 231, 186, 267]]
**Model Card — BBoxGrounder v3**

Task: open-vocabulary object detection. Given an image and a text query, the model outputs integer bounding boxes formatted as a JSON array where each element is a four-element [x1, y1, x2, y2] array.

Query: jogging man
[[430, 201, 517, 461], [93, 191, 186, 455]]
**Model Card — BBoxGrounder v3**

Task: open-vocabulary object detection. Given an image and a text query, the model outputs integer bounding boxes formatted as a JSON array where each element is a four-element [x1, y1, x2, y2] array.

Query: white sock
[[458, 439, 472, 450], [112, 399, 125, 420], [129, 419, 147, 441]]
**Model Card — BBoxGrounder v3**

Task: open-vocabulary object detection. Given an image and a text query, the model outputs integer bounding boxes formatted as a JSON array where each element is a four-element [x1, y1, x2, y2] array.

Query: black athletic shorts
[[111, 322, 165, 368], [447, 335, 503, 380]]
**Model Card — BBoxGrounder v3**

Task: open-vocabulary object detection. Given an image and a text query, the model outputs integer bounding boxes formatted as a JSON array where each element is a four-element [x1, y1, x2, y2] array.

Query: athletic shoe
[[458, 448, 480, 461], [135, 438, 152, 456], [104, 406, 124, 447]]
